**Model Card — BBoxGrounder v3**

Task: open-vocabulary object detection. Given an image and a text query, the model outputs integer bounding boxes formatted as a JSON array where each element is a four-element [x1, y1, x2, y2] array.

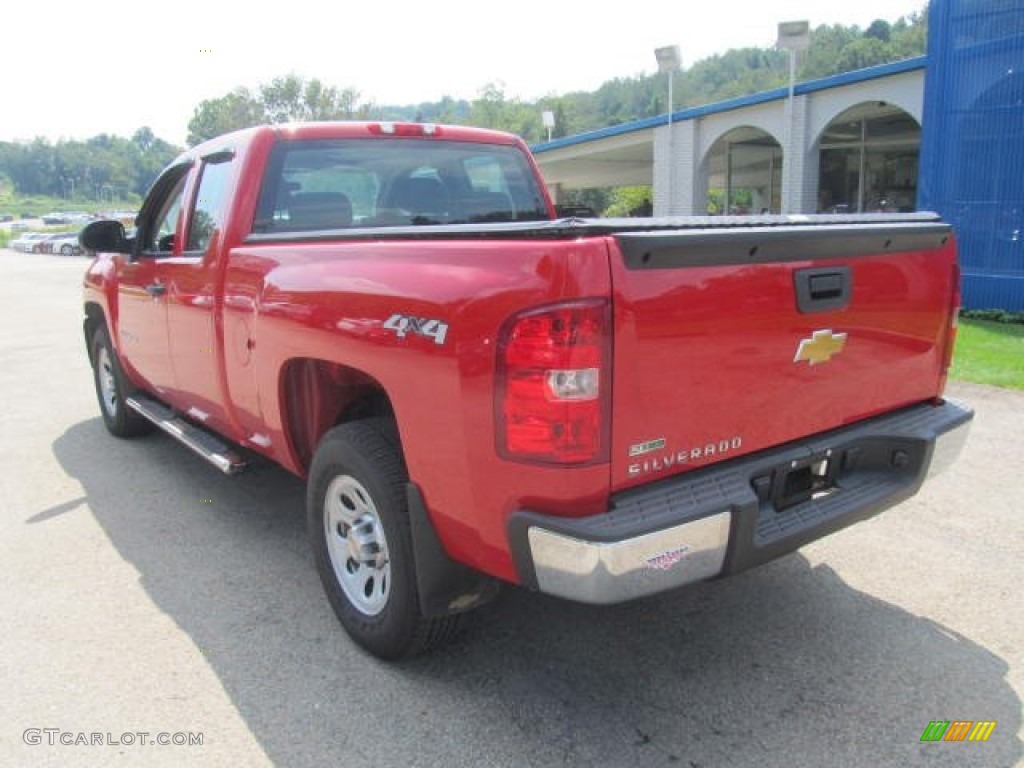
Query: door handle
[[794, 267, 851, 313], [145, 282, 166, 297]]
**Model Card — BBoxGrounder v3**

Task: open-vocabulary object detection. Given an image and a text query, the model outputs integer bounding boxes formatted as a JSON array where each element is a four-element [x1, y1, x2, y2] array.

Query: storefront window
[[818, 105, 921, 213], [706, 129, 783, 215]]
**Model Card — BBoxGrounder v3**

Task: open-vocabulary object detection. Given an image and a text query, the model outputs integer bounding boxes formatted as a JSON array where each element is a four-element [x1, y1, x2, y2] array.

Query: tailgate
[[608, 220, 957, 491]]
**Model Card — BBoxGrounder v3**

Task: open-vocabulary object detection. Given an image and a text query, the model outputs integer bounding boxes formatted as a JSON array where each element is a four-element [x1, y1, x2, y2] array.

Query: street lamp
[[541, 110, 555, 142], [654, 45, 681, 213], [777, 21, 809, 214]]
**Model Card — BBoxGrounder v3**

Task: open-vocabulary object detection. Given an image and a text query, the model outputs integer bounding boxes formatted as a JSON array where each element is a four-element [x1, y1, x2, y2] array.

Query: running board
[[126, 396, 247, 475]]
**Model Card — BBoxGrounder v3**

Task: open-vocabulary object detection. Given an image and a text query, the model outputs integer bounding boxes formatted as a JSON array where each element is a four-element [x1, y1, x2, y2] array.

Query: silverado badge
[[794, 329, 847, 366]]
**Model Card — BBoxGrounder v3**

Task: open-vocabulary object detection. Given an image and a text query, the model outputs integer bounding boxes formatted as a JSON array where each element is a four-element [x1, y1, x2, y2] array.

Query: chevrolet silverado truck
[[80, 122, 972, 659]]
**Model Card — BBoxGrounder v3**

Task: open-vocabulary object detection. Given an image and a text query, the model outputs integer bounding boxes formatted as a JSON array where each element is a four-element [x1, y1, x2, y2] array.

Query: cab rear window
[[253, 138, 551, 232]]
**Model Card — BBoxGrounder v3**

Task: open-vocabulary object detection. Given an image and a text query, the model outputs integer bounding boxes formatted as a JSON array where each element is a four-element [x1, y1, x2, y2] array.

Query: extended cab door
[[115, 164, 190, 396]]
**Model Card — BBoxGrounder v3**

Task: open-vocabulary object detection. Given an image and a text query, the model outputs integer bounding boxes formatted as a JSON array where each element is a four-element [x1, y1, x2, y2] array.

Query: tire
[[61, 244, 73, 256], [308, 420, 461, 659], [90, 326, 153, 437]]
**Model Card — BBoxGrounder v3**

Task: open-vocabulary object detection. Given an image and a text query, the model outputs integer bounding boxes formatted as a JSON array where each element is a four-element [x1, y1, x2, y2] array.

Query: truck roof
[[183, 121, 525, 163]]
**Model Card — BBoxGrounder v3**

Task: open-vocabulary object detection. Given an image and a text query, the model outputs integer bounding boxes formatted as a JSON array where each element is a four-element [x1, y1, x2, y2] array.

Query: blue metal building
[[920, 0, 1024, 310]]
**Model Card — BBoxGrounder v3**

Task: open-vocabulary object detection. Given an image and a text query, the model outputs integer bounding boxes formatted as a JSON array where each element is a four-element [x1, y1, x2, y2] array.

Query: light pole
[[776, 21, 809, 214], [541, 110, 555, 143], [654, 45, 681, 214]]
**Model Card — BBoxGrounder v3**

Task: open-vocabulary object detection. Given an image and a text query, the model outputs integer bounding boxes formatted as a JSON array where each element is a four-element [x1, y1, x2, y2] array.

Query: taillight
[[941, 261, 961, 374], [496, 300, 611, 465]]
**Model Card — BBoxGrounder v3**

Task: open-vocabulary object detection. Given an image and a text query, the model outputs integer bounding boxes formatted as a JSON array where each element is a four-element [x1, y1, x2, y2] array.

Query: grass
[[950, 318, 1024, 390]]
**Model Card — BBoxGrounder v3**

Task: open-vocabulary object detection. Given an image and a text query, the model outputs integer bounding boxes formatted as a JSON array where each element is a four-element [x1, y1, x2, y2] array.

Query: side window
[[187, 159, 233, 252], [144, 176, 187, 253]]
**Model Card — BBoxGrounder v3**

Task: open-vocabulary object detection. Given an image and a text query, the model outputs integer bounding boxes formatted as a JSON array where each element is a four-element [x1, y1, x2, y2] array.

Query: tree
[[470, 83, 509, 131], [891, 9, 928, 58], [835, 37, 892, 72], [865, 19, 892, 43], [186, 88, 265, 146], [131, 127, 179, 196], [260, 74, 364, 123], [0, 129, 180, 202], [469, 83, 544, 142], [603, 186, 653, 217], [131, 127, 155, 153], [186, 76, 375, 146]]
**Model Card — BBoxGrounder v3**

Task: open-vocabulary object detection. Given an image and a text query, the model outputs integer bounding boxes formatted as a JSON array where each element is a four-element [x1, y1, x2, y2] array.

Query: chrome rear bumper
[[527, 512, 731, 604], [509, 399, 973, 605]]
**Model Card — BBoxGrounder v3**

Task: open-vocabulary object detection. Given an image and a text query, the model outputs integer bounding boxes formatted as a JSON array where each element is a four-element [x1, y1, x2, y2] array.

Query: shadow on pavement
[[52, 419, 1021, 768]]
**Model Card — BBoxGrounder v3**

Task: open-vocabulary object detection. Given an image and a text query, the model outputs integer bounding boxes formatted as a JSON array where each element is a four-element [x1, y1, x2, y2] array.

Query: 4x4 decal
[[383, 314, 449, 345]]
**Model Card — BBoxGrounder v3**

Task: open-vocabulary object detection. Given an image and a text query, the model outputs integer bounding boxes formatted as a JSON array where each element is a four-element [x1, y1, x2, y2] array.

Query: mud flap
[[406, 484, 500, 617]]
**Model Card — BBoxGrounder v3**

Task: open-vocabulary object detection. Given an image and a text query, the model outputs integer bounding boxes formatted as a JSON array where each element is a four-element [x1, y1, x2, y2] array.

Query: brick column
[[654, 120, 701, 216], [782, 94, 812, 214]]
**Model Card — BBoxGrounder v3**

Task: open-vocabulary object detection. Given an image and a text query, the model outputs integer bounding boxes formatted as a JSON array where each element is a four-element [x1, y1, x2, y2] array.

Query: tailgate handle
[[795, 267, 851, 313]]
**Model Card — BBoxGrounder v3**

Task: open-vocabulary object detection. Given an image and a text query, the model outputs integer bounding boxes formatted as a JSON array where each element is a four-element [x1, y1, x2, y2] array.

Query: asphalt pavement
[[0, 249, 1020, 767]]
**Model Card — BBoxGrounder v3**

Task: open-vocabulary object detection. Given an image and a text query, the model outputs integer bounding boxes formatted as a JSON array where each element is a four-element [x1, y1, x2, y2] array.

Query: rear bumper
[[508, 399, 973, 604]]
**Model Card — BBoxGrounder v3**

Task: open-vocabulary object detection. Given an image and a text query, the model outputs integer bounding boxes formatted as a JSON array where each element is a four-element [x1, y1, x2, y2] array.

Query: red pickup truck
[[81, 122, 972, 659]]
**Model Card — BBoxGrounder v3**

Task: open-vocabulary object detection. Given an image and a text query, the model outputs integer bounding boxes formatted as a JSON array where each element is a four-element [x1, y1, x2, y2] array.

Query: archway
[[817, 103, 921, 213], [704, 127, 782, 214]]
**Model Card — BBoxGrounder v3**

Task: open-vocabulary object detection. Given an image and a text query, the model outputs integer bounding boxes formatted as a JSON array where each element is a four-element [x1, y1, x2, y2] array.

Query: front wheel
[[90, 326, 152, 437], [308, 420, 460, 659]]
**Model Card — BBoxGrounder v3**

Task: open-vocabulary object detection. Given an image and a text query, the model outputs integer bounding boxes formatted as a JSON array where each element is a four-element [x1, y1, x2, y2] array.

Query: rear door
[[607, 218, 958, 491]]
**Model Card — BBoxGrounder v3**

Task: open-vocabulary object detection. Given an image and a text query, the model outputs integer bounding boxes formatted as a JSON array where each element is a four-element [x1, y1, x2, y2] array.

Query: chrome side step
[[126, 396, 247, 475]]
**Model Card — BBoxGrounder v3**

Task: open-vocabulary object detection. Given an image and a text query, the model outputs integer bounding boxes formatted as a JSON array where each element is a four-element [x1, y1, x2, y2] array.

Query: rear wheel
[[308, 420, 460, 659], [90, 326, 152, 437], [61, 244, 73, 256]]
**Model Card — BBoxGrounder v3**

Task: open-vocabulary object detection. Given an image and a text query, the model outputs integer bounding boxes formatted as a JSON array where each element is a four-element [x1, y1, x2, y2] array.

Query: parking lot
[[0, 248, 1021, 767]]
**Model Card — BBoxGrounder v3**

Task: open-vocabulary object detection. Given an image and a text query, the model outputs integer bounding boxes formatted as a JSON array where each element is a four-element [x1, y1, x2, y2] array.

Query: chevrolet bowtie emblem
[[794, 329, 848, 365]]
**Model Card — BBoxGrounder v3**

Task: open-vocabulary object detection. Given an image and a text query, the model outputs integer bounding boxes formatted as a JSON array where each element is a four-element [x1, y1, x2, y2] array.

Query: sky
[[3, 0, 927, 147]]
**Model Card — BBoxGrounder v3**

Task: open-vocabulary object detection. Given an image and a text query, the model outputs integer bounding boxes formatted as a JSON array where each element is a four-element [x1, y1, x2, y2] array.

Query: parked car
[[10, 232, 49, 252], [50, 232, 83, 256], [34, 233, 68, 254]]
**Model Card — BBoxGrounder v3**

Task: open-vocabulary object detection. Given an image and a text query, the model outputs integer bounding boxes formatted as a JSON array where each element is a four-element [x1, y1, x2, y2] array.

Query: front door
[[115, 166, 189, 397]]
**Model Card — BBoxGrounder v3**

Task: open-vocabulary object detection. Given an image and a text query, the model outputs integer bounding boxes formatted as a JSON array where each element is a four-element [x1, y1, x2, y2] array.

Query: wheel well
[[281, 358, 397, 473], [83, 303, 106, 364]]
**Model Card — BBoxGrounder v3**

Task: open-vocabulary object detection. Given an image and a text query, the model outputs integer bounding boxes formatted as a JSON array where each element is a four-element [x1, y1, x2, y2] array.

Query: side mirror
[[79, 219, 130, 254]]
